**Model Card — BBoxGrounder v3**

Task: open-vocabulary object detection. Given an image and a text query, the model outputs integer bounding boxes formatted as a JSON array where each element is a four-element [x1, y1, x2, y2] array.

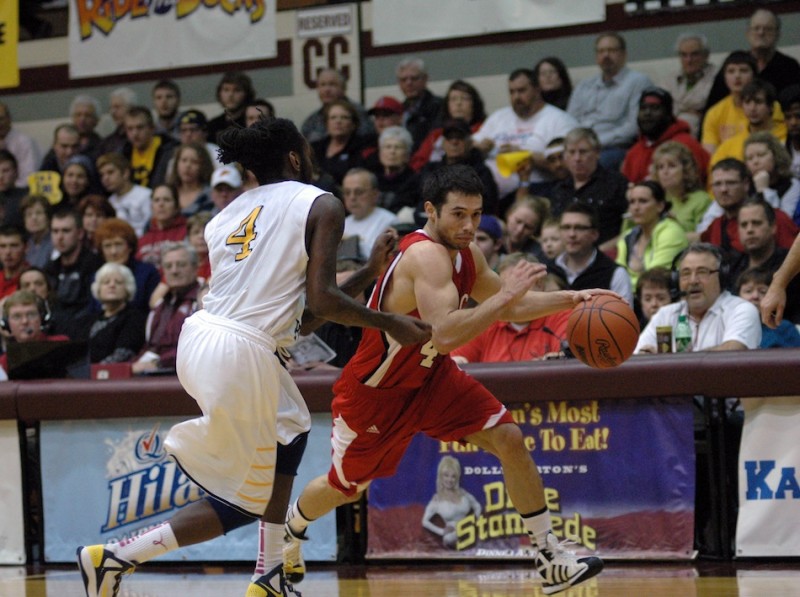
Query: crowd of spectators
[[0, 7, 799, 380]]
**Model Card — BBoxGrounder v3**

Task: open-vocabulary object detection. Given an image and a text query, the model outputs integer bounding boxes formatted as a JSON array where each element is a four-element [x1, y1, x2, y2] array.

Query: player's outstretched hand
[[501, 260, 547, 302], [571, 288, 625, 305], [760, 285, 786, 329], [388, 314, 432, 346]]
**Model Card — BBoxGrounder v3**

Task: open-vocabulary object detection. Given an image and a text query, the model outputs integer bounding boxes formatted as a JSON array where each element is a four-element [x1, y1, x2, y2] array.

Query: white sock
[[521, 509, 552, 550], [111, 522, 179, 564], [251, 522, 284, 581], [286, 500, 313, 537]]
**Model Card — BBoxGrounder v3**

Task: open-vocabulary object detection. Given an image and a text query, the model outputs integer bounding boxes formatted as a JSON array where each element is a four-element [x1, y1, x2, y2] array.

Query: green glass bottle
[[675, 314, 692, 353]]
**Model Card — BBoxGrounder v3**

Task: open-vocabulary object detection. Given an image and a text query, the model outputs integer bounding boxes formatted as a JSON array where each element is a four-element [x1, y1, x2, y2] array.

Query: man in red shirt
[[0, 226, 28, 300], [451, 253, 570, 363], [622, 87, 709, 184], [702, 158, 797, 253]]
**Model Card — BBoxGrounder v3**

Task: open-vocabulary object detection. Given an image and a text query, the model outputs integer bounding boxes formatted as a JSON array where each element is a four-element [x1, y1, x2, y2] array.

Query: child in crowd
[[635, 267, 674, 328], [539, 217, 563, 261], [736, 268, 800, 349]]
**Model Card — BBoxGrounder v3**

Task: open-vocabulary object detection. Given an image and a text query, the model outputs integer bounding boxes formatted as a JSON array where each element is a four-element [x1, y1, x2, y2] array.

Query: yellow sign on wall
[[0, 1, 20, 89]]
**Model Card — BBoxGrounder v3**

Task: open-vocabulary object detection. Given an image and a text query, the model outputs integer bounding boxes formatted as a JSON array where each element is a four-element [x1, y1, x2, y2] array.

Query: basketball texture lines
[[567, 296, 639, 369]]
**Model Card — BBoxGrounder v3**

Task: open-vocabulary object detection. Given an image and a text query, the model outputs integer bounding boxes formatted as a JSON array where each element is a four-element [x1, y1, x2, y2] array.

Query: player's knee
[[204, 496, 259, 534], [276, 432, 309, 476], [490, 423, 526, 459], [343, 490, 365, 505]]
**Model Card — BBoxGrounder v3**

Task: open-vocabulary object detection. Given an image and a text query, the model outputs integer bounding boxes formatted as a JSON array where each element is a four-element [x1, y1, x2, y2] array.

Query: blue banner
[[40, 415, 336, 563], [368, 398, 695, 559]]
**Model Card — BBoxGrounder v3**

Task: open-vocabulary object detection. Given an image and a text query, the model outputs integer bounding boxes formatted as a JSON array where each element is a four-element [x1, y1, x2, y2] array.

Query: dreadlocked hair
[[217, 117, 306, 184]]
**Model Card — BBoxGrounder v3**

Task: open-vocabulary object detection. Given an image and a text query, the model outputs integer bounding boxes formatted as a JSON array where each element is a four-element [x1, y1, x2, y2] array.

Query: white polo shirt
[[636, 291, 761, 353]]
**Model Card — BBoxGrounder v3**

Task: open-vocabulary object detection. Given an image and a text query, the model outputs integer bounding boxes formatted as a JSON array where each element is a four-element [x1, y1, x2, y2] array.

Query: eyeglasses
[[559, 224, 593, 232], [678, 268, 719, 280]]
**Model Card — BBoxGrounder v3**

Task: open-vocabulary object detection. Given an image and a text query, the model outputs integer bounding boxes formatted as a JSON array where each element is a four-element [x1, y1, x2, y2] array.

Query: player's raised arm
[[304, 194, 430, 346], [762, 233, 800, 328]]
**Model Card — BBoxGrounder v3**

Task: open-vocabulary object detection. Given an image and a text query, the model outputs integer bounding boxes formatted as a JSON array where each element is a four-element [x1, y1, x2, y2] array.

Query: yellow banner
[[0, 0, 20, 89]]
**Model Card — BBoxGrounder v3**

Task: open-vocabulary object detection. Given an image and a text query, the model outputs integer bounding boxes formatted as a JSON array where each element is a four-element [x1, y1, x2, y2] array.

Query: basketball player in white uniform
[[77, 117, 430, 597]]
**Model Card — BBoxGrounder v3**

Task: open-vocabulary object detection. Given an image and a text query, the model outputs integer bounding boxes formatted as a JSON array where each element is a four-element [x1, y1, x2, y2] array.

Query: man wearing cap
[[210, 166, 244, 215], [473, 68, 577, 198], [178, 109, 222, 168], [361, 97, 405, 168], [301, 68, 373, 144], [368, 96, 404, 136], [420, 118, 499, 214], [622, 87, 709, 184], [341, 168, 398, 262]]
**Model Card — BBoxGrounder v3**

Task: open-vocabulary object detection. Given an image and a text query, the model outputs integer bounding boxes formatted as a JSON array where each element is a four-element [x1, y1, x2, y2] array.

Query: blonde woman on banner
[[422, 456, 482, 548]]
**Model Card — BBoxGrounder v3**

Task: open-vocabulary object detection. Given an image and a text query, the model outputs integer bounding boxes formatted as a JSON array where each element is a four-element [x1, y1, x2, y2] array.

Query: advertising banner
[[372, 0, 604, 46], [40, 414, 336, 563], [0, 0, 19, 89], [68, 0, 277, 78], [0, 420, 25, 563], [368, 398, 695, 560], [736, 396, 800, 556]]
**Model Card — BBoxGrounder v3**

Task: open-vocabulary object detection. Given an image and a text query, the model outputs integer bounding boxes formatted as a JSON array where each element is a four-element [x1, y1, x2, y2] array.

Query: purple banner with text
[[368, 398, 695, 560]]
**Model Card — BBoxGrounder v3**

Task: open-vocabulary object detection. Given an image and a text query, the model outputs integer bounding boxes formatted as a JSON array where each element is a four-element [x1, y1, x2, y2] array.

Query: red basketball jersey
[[339, 230, 477, 391]]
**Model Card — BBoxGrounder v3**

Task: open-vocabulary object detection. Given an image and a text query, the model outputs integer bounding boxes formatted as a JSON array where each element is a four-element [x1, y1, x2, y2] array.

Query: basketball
[[566, 295, 640, 369]]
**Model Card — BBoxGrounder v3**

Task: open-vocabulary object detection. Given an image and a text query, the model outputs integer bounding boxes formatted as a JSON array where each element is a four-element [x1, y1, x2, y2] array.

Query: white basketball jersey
[[202, 180, 324, 347]]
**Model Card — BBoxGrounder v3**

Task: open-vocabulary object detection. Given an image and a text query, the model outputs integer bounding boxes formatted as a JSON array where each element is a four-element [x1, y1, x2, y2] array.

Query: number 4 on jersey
[[226, 206, 263, 261]]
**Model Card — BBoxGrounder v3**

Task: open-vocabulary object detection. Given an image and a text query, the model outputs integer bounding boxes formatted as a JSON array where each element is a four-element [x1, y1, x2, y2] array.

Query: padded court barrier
[[6, 349, 800, 563], [10, 350, 800, 420]]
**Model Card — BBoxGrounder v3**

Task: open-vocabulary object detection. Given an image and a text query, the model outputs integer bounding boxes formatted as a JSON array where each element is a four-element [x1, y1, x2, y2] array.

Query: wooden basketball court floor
[[2, 560, 800, 597]]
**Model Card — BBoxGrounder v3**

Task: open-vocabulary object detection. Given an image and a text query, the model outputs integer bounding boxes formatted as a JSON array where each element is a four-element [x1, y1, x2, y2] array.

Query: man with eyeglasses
[[396, 57, 444, 152], [342, 168, 398, 262], [549, 202, 633, 305], [660, 33, 716, 138], [700, 158, 797, 253], [0, 290, 69, 375], [635, 243, 760, 353]]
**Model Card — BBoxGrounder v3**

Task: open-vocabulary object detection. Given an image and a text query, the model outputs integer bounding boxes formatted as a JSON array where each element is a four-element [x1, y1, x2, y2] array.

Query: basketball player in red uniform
[[284, 165, 616, 595]]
